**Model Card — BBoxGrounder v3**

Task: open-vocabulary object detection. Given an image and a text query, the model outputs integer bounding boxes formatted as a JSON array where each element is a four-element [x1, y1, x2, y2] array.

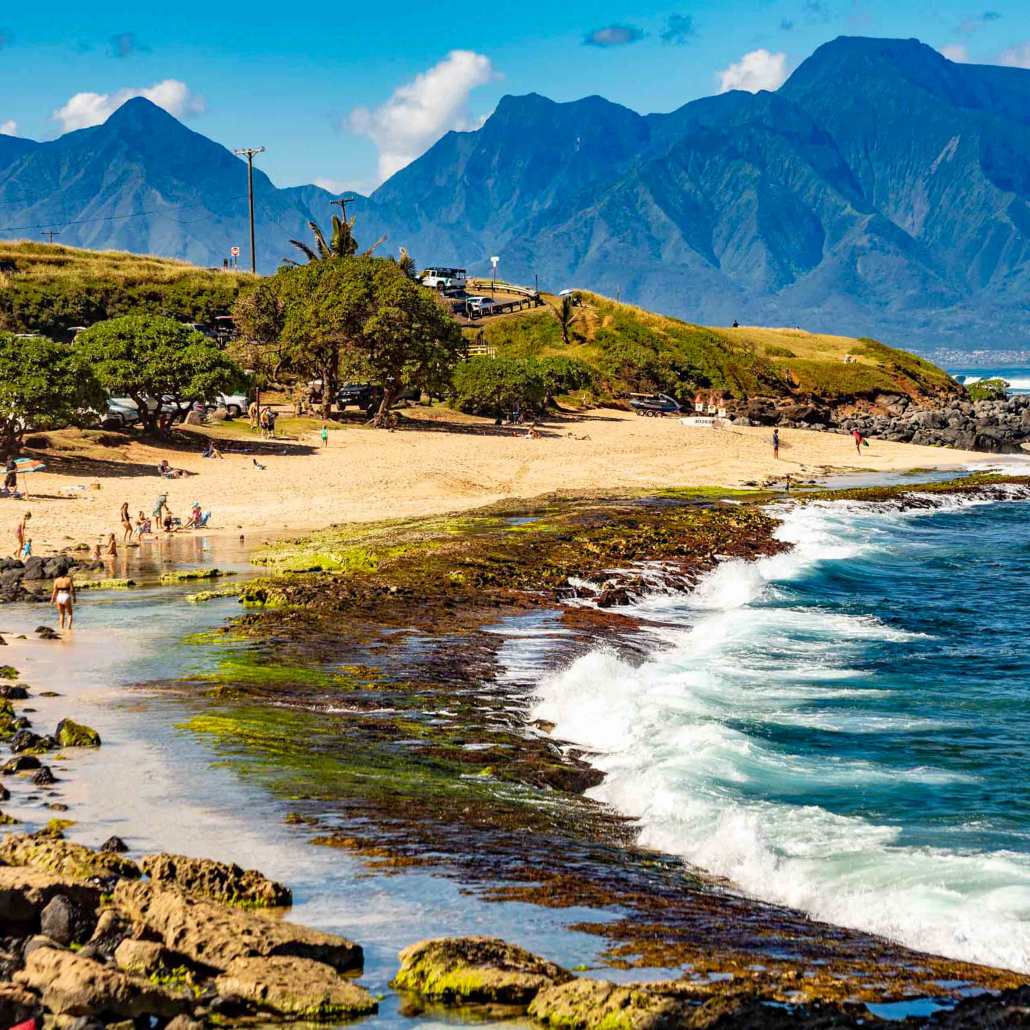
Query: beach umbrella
[[13, 458, 45, 498]]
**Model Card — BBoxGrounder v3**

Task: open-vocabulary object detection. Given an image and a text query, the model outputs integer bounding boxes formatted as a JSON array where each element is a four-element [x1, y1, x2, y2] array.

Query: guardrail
[[466, 278, 543, 301]]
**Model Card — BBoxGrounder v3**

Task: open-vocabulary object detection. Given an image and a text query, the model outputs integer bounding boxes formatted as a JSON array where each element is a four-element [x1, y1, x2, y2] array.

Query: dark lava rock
[[0, 684, 30, 699], [2, 755, 41, 774], [0, 784, 9, 801], [21, 558, 45, 582], [40, 894, 95, 946], [10, 730, 45, 753], [38, 691, 60, 698], [35, 628, 60, 641], [32, 766, 56, 786], [99, 836, 129, 853]]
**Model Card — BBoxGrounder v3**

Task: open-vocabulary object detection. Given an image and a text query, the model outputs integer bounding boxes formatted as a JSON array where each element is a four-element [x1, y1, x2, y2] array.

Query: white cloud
[[715, 49, 790, 94], [52, 79, 206, 132], [0, 120, 16, 136], [940, 43, 970, 63], [349, 50, 498, 185], [995, 41, 1030, 68]]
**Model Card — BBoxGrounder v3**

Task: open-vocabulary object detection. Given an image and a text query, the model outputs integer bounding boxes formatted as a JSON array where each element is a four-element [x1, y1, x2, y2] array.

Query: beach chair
[[196, 511, 212, 528]]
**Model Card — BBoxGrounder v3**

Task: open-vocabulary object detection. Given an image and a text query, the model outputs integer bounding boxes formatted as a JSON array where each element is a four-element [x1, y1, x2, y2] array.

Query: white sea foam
[[530, 501, 1030, 973]]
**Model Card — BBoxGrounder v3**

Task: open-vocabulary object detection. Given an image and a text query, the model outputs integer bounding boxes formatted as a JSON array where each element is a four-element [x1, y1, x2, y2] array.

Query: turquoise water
[[534, 495, 1030, 973], [950, 366, 1030, 394]]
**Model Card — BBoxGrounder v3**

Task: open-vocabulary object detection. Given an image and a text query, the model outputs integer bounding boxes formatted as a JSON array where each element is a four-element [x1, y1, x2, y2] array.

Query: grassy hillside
[[473, 292, 959, 404], [0, 241, 248, 339]]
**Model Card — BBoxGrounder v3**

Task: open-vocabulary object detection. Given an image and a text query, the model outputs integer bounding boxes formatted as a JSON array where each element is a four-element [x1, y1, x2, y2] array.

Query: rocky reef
[[733, 393, 1030, 453]]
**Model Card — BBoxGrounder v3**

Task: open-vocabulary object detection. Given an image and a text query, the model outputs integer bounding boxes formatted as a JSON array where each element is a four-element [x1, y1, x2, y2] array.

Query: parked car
[[420, 267, 467, 291], [103, 398, 142, 429], [337, 382, 378, 411], [215, 392, 247, 418], [630, 393, 682, 417]]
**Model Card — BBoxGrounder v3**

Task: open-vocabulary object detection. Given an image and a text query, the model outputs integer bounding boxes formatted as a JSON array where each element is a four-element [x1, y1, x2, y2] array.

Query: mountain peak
[[103, 97, 185, 133]]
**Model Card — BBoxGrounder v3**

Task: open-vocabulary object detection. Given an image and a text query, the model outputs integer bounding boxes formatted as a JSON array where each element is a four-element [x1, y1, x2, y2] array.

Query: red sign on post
[[231, 246, 240, 257]]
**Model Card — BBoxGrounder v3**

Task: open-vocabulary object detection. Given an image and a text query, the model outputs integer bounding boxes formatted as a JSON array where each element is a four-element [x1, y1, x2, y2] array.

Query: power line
[[0, 197, 246, 233], [40, 230, 60, 243]]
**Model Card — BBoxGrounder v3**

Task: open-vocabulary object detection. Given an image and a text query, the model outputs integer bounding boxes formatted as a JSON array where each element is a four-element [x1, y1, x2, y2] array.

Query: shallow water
[[0, 533, 664, 1028], [532, 496, 1030, 974]]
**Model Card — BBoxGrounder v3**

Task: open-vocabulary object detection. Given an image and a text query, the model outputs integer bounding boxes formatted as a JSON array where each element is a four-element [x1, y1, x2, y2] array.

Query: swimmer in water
[[50, 572, 76, 629]]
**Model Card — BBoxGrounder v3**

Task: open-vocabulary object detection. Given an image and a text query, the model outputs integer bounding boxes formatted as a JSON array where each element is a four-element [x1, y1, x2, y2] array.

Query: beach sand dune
[[7, 409, 1002, 551]]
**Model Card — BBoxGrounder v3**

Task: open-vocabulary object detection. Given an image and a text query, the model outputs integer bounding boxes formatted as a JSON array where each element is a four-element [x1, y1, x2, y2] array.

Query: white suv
[[420, 267, 467, 290]]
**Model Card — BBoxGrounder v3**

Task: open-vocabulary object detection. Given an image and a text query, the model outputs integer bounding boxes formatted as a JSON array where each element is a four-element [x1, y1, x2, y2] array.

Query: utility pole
[[40, 230, 61, 244], [329, 197, 357, 222], [234, 147, 265, 274]]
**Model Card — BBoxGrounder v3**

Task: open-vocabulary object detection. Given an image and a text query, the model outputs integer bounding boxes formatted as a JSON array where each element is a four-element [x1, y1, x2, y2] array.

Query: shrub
[[451, 357, 546, 416], [537, 355, 596, 398], [765, 345, 797, 358]]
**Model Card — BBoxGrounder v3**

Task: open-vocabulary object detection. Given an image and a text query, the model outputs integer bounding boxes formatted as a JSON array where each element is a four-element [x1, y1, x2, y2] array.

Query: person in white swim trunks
[[50, 572, 76, 630]]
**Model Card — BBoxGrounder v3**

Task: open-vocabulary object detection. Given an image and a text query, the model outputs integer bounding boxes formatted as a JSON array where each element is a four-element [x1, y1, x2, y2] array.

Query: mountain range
[[2, 35, 1029, 349]]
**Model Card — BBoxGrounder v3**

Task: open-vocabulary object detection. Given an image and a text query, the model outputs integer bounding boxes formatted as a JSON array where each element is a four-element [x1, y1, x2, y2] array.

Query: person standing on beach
[[4, 456, 16, 495], [50, 571, 76, 629], [13, 511, 30, 557], [153, 493, 170, 529], [772, 429, 779, 459], [321, 424, 328, 449], [120, 501, 133, 542], [853, 429, 864, 455]]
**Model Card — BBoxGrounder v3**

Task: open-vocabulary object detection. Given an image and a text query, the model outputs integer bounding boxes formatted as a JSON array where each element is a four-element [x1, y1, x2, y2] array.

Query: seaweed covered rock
[[55, 718, 102, 748], [528, 980, 691, 1030], [15, 946, 191, 1019], [113, 881, 362, 973], [0, 867, 101, 933], [140, 852, 292, 908], [0, 833, 140, 880], [214, 956, 378, 1020], [394, 937, 572, 1005]]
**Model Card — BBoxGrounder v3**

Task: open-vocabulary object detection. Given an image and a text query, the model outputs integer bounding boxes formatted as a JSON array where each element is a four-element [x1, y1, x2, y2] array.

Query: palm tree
[[554, 294, 580, 346], [396, 246, 418, 278], [284, 215, 386, 265]]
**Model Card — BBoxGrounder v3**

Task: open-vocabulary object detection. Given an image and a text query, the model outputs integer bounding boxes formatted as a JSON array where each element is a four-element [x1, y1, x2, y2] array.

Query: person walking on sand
[[321, 423, 328, 449], [51, 571, 76, 629], [13, 511, 30, 557], [120, 501, 133, 542], [772, 429, 779, 460], [853, 428, 864, 455]]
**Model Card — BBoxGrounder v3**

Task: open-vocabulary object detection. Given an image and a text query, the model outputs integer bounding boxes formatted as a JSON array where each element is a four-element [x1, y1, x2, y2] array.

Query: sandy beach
[[6, 408, 1004, 552]]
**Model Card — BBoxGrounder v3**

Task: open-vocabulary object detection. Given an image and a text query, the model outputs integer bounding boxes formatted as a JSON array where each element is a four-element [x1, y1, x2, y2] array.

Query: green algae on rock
[[55, 719, 101, 748], [159, 569, 233, 583], [394, 937, 572, 1005], [214, 956, 378, 1020], [0, 833, 140, 881]]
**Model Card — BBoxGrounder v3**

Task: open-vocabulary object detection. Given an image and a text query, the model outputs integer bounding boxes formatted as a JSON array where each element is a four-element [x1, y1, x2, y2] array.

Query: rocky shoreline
[[4, 480, 1030, 1028], [737, 394, 1030, 453]]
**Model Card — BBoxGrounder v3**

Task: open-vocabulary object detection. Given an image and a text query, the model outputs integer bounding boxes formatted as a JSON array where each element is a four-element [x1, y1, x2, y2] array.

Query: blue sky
[[0, 0, 1027, 193]]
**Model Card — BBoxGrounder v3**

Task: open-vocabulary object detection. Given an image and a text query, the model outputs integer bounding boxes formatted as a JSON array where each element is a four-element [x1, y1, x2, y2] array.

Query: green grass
[[779, 359, 898, 398]]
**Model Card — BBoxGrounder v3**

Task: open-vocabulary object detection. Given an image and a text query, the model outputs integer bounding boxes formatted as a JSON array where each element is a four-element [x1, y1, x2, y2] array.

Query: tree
[[285, 215, 386, 265], [75, 316, 246, 434], [537, 355, 596, 404], [270, 256, 464, 423], [396, 247, 418, 279], [451, 357, 546, 417], [231, 271, 292, 385], [553, 295, 581, 346], [0, 333, 105, 453]]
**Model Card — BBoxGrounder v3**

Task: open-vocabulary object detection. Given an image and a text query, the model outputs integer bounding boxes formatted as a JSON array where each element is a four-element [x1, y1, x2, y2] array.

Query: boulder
[[0, 833, 140, 880], [55, 719, 101, 748], [215, 956, 378, 1020], [15, 947, 190, 1019], [528, 980, 690, 1030], [99, 836, 129, 853], [113, 881, 362, 973], [0, 985, 41, 1027], [114, 939, 180, 976], [0, 867, 101, 933], [81, 909, 132, 962], [21, 557, 45, 582], [140, 853, 292, 908], [41, 892, 96, 946], [10, 730, 47, 754], [32, 766, 56, 786], [2, 755, 41, 774], [394, 937, 572, 1005], [0, 684, 29, 699]]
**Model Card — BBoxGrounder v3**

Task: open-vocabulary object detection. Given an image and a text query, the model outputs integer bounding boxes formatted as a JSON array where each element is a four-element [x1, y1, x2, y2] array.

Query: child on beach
[[22, 539, 31, 558], [321, 424, 328, 448], [773, 429, 779, 459]]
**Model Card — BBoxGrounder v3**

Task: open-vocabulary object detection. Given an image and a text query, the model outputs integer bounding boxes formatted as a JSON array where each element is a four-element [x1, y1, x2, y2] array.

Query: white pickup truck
[[420, 267, 467, 291]]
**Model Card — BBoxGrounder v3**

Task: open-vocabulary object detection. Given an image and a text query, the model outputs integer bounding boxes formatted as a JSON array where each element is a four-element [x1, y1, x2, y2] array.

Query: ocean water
[[950, 366, 1030, 394], [533, 496, 1030, 974]]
